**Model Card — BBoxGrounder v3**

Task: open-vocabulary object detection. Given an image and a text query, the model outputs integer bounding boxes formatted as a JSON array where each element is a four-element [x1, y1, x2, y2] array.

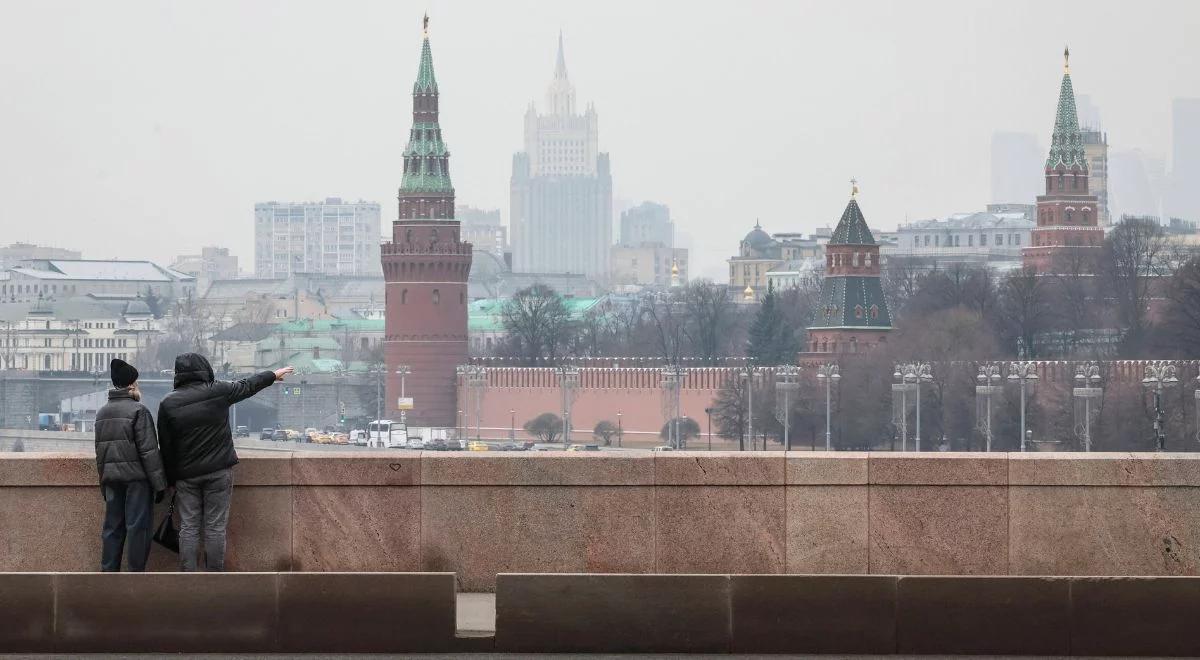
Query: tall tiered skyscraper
[[510, 34, 613, 279], [381, 17, 472, 427], [1024, 48, 1104, 274], [807, 183, 892, 354]]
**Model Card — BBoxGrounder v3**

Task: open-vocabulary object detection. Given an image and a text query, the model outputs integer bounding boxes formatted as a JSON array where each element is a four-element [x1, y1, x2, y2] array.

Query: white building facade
[[890, 205, 1035, 271], [0, 298, 160, 373], [510, 35, 612, 280], [254, 198, 382, 279]]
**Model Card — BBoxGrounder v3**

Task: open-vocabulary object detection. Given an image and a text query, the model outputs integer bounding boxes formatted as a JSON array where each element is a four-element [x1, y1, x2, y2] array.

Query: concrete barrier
[[496, 573, 1200, 656], [3, 451, 1200, 590], [0, 572, 458, 654]]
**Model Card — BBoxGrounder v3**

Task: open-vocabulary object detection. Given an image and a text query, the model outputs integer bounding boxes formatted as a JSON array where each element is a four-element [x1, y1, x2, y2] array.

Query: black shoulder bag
[[152, 492, 179, 553]]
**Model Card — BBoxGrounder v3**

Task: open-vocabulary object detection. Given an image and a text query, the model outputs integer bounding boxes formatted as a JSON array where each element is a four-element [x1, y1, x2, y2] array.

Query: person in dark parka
[[156, 352, 292, 571], [94, 358, 167, 572]]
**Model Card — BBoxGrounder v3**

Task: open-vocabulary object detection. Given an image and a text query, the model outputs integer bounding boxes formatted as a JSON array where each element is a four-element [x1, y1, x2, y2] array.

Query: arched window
[[855, 305, 864, 319], [432, 289, 440, 305], [405, 229, 413, 244], [870, 304, 879, 319], [1066, 210, 1073, 224], [850, 337, 858, 353]]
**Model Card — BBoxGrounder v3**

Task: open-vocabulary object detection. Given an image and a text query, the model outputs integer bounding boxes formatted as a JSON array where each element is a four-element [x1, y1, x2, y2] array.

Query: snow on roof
[[10, 260, 194, 282]]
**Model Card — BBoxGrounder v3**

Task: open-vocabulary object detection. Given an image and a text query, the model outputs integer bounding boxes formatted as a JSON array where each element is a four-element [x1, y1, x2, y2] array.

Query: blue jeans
[[175, 468, 233, 571], [101, 480, 153, 572]]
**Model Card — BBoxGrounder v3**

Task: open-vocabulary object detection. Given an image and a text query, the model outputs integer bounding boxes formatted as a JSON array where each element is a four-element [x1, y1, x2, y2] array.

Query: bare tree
[[1101, 216, 1174, 355], [1159, 257, 1200, 356], [499, 285, 574, 365], [593, 420, 619, 446], [682, 280, 736, 363], [996, 267, 1054, 358]]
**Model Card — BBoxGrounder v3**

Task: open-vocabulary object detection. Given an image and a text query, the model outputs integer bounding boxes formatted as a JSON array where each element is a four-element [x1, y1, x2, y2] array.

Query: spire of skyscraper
[[545, 32, 576, 115], [554, 30, 568, 80]]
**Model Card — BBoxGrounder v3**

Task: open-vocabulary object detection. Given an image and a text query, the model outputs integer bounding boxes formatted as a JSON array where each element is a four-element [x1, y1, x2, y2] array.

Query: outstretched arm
[[223, 367, 294, 404]]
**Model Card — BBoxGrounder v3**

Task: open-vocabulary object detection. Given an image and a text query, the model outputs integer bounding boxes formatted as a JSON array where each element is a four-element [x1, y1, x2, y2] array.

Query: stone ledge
[[655, 452, 784, 485], [868, 452, 1008, 485], [422, 452, 653, 486], [1010, 452, 1200, 486], [787, 452, 868, 484]]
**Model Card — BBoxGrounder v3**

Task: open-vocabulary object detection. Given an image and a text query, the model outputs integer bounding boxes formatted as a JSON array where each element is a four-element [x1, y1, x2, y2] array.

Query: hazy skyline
[[2, 0, 1198, 280]]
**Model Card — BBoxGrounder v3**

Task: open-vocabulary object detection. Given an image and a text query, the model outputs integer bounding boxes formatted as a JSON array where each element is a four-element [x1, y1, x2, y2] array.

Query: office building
[[254, 198, 382, 278]]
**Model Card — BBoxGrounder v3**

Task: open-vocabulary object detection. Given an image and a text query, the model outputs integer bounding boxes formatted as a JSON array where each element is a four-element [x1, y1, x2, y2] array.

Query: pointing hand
[[274, 366, 295, 382]]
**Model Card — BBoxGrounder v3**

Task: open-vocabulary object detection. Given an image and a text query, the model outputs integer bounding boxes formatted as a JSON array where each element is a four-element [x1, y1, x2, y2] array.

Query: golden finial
[[850, 177, 859, 198], [423, 12, 429, 37], [1063, 45, 1070, 73], [743, 284, 755, 301]]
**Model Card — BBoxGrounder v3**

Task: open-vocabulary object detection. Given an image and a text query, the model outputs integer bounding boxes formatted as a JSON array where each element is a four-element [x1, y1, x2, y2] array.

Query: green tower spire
[[413, 14, 438, 95], [399, 14, 453, 198], [1045, 46, 1087, 171]]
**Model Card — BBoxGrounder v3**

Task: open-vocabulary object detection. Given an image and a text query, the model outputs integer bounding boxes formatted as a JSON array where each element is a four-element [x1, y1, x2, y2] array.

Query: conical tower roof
[[554, 30, 568, 80], [828, 198, 876, 246], [413, 35, 438, 94], [1045, 47, 1086, 171]]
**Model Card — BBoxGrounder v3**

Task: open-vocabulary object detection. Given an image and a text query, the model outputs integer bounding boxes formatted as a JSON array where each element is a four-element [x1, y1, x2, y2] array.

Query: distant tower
[[510, 33, 612, 279], [381, 16, 472, 427], [807, 181, 892, 354], [1024, 48, 1104, 273]]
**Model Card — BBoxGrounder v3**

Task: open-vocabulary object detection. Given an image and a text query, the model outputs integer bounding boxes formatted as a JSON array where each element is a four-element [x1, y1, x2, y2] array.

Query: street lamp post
[[894, 363, 933, 451], [1008, 362, 1040, 452], [1143, 362, 1178, 451], [775, 365, 800, 452], [704, 407, 712, 451], [815, 363, 840, 451], [559, 365, 580, 445], [976, 363, 1002, 452], [739, 367, 759, 451], [617, 411, 623, 448], [1073, 363, 1102, 452], [661, 365, 685, 449], [509, 408, 515, 442], [395, 365, 410, 430]]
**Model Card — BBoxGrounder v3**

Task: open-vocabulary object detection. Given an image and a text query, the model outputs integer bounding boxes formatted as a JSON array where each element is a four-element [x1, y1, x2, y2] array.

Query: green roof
[[276, 319, 384, 334], [809, 276, 892, 330], [1045, 68, 1087, 171], [269, 353, 346, 373], [469, 297, 607, 333], [413, 36, 438, 94], [828, 198, 877, 246], [256, 336, 341, 352]]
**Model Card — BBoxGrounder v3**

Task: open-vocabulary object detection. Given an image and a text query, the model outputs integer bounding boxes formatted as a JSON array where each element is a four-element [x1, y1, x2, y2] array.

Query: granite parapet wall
[[2, 451, 1200, 590]]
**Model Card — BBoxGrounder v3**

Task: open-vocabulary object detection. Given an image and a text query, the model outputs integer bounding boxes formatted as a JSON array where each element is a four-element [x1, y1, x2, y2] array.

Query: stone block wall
[[2, 451, 1199, 590]]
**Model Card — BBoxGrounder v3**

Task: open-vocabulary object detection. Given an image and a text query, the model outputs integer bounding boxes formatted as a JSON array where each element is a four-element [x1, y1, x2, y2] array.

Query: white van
[[367, 420, 407, 449]]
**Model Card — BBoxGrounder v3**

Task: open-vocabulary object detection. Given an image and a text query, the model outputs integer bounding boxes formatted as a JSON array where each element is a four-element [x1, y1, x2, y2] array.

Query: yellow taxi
[[467, 441, 489, 451]]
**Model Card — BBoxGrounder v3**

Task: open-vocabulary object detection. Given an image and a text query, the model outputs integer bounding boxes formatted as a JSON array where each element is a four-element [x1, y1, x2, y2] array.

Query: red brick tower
[[1024, 47, 1104, 274], [381, 17, 472, 427]]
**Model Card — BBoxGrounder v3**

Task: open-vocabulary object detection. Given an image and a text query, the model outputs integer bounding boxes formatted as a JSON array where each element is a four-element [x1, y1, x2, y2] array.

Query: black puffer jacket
[[157, 353, 277, 483], [94, 389, 168, 491]]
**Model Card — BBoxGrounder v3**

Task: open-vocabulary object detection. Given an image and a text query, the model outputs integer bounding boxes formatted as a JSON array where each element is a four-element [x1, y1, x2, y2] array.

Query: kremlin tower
[[381, 16, 472, 427], [1023, 48, 1104, 274]]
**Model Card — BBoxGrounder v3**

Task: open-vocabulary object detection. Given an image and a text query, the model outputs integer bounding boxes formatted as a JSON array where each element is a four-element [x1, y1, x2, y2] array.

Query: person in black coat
[[156, 352, 292, 571], [94, 358, 168, 571]]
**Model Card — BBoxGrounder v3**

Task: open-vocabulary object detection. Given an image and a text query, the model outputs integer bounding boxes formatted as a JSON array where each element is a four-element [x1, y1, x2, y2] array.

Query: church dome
[[741, 222, 772, 250]]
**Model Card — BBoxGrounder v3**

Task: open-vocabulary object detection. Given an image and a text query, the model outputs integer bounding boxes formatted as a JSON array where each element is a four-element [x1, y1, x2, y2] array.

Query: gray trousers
[[175, 468, 233, 571]]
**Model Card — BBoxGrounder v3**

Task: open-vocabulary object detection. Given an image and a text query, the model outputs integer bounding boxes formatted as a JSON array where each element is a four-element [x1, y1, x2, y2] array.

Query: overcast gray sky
[[2, 0, 1198, 280]]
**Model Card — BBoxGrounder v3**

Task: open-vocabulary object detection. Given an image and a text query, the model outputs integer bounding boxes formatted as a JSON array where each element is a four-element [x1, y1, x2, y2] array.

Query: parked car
[[499, 442, 519, 451], [651, 445, 675, 452], [445, 438, 465, 451], [467, 441, 489, 451], [272, 429, 289, 442], [330, 432, 349, 445], [583, 444, 601, 451], [234, 426, 249, 438], [260, 428, 275, 441], [285, 429, 302, 442], [566, 444, 586, 452], [407, 437, 426, 450]]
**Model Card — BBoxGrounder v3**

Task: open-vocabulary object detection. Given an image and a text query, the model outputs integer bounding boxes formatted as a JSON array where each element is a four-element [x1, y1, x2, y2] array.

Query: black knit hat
[[110, 358, 138, 389]]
